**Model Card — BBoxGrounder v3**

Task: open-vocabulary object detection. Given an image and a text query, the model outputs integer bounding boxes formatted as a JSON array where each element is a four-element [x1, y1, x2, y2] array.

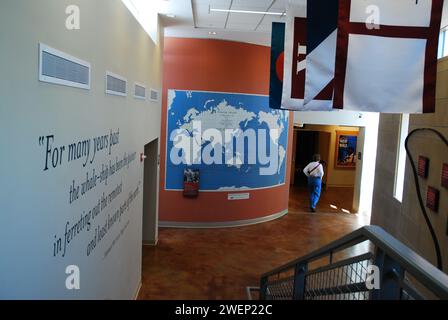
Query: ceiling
[[161, 0, 289, 46], [157, 0, 448, 47]]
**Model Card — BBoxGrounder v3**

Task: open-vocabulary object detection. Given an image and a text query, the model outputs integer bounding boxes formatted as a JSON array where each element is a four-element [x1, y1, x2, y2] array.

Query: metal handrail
[[305, 252, 373, 277], [260, 225, 448, 299]]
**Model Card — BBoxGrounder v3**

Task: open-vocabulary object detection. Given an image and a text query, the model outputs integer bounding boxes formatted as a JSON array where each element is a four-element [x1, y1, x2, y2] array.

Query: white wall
[[0, 0, 163, 299], [294, 110, 379, 215]]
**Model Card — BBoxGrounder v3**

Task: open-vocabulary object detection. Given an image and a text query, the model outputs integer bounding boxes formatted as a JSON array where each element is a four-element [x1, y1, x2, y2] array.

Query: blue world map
[[166, 90, 289, 191]]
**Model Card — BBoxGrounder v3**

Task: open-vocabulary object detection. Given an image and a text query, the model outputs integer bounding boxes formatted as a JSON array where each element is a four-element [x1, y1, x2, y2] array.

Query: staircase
[[255, 225, 448, 300]]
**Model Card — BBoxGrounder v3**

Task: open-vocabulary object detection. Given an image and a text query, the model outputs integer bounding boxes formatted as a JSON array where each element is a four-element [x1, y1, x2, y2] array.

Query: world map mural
[[166, 90, 289, 191]]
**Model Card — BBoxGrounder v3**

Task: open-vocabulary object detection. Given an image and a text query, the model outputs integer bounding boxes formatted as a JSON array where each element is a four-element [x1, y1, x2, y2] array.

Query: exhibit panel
[[159, 38, 293, 226], [165, 90, 289, 192]]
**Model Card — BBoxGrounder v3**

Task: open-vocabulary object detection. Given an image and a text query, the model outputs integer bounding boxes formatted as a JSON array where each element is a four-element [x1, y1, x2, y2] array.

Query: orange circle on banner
[[276, 51, 284, 81]]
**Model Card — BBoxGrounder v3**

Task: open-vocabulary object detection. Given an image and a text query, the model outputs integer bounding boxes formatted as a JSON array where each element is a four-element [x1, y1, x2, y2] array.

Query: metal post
[[371, 248, 404, 300], [259, 276, 268, 300], [293, 263, 308, 300]]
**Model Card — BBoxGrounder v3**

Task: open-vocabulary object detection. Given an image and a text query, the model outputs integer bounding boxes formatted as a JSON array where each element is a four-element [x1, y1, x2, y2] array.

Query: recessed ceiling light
[[210, 8, 285, 16], [166, 14, 176, 18], [209, 31, 217, 35]]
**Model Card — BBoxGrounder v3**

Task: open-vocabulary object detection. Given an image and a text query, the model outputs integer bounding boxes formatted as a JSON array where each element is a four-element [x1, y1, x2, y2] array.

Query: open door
[[142, 139, 159, 246], [290, 129, 298, 185], [317, 132, 331, 189]]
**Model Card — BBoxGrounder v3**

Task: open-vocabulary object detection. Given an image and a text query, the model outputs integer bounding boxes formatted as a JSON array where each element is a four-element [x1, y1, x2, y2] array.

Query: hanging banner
[[281, 1, 306, 111], [303, 0, 338, 109], [333, 0, 443, 113], [281, 0, 333, 111], [269, 22, 286, 110]]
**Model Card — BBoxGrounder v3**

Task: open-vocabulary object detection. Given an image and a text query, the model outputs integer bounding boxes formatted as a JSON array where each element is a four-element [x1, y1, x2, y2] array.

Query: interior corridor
[[289, 186, 355, 214]]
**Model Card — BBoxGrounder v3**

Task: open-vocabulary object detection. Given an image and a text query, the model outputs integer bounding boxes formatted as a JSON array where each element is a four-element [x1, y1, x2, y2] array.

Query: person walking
[[303, 154, 324, 212]]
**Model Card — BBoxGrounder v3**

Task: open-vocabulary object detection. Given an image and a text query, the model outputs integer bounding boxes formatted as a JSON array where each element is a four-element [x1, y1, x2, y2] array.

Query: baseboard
[[159, 209, 288, 229], [134, 282, 142, 300], [143, 239, 158, 246], [326, 185, 355, 188]]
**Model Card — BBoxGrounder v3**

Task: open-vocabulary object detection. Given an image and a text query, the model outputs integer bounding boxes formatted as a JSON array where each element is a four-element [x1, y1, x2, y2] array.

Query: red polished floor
[[138, 185, 366, 300], [289, 185, 355, 214]]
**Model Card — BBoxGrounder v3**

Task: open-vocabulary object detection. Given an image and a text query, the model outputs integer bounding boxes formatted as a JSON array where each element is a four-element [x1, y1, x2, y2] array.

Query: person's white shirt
[[303, 161, 324, 178]]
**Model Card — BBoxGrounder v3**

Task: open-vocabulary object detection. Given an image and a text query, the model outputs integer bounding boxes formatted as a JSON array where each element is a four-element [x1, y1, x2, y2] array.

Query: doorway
[[142, 138, 159, 246], [289, 125, 358, 214], [291, 129, 331, 188]]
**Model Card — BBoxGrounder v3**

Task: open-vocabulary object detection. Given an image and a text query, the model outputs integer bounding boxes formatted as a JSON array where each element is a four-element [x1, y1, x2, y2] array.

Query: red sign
[[183, 169, 199, 198], [442, 163, 448, 188], [426, 186, 440, 212], [418, 156, 429, 179]]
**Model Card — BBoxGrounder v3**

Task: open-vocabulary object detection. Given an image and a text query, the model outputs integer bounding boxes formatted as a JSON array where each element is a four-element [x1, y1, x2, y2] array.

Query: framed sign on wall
[[183, 168, 200, 198], [335, 131, 358, 169]]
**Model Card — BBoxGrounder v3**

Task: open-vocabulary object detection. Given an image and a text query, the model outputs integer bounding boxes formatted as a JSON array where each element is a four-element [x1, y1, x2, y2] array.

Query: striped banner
[[269, 22, 286, 110]]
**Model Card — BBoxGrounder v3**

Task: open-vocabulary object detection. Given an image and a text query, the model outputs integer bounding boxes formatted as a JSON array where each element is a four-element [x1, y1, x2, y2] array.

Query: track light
[[210, 8, 285, 16]]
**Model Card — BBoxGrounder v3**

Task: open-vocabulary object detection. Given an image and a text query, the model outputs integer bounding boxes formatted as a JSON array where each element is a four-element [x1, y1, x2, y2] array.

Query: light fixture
[[210, 8, 285, 16], [209, 31, 217, 35], [165, 14, 176, 18]]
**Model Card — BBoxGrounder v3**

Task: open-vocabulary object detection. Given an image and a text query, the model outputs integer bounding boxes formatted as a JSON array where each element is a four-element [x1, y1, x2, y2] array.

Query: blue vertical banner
[[269, 22, 285, 110]]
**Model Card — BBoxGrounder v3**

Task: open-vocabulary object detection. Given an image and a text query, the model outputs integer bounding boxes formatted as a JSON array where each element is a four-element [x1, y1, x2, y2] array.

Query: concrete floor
[[138, 185, 367, 300]]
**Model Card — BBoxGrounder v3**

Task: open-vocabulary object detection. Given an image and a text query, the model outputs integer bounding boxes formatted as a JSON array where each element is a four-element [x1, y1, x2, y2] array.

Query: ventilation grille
[[149, 88, 159, 102], [39, 43, 90, 89], [106, 72, 127, 96], [134, 83, 146, 100]]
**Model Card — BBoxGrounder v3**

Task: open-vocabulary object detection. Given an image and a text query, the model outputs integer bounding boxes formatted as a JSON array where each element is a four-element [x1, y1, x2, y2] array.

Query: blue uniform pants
[[308, 177, 322, 210]]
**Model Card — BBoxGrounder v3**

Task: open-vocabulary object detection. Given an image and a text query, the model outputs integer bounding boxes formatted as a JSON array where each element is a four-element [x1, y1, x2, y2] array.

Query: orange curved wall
[[159, 37, 293, 223]]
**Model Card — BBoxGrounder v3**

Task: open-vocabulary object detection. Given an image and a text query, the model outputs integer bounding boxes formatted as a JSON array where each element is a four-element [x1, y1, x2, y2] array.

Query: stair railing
[[259, 225, 448, 300]]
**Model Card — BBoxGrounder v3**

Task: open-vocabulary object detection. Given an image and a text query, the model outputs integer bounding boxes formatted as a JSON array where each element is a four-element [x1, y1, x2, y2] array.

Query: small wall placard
[[228, 193, 250, 201], [418, 156, 429, 179], [441, 163, 448, 188], [426, 186, 439, 212]]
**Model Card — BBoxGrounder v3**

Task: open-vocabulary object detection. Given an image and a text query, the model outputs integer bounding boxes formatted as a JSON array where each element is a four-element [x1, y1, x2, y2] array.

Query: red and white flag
[[333, 0, 443, 113]]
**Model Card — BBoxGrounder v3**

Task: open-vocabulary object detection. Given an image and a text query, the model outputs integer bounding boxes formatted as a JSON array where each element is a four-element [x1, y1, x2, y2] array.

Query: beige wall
[[371, 57, 448, 272], [298, 125, 360, 187], [0, 0, 163, 299]]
